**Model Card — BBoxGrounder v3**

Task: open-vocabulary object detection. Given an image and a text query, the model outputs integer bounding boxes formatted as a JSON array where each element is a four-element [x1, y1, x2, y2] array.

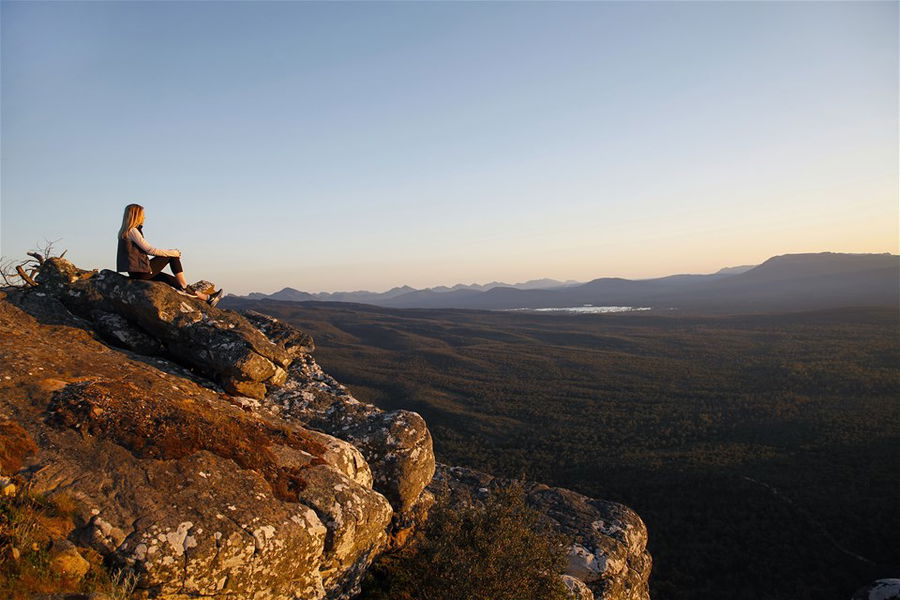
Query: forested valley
[[224, 299, 900, 600]]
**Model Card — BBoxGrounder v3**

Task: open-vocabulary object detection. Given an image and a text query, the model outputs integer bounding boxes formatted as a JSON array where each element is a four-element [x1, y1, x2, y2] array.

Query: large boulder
[[34, 259, 292, 399], [5, 259, 653, 599], [37, 377, 393, 598], [24, 258, 437, 538], [270, 354, 436, 519], [243, 310, 315, 356], [0, 296, 398, 599], [431, 465, 652, 600], [41, 443, 332, 599]]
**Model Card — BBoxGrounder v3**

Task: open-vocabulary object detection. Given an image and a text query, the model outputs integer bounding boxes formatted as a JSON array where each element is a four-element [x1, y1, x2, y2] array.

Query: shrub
[[362, 484, 570, 600], [0, 484, 136, 600]]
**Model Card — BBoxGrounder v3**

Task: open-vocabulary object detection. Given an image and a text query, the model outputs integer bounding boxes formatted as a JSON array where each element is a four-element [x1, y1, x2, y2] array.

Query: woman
[[116, 203, 224, 306]]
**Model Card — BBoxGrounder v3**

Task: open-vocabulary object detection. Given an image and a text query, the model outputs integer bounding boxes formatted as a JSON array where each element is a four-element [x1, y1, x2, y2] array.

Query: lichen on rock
[[31, 258, 293, 399], [0, 292, 395, 599], [1, 258, 652, 599]]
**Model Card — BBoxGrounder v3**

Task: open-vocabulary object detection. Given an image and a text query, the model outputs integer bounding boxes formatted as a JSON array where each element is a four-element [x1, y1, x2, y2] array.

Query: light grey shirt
[[127, 228, 179, 258]]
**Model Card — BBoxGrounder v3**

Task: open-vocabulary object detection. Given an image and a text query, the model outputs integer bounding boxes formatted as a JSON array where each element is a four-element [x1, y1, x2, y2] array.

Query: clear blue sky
[[2, 1, 897, 294]]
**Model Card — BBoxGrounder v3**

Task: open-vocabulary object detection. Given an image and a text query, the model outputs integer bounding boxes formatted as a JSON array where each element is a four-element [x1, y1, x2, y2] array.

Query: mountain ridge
[[236, 252, 898, 313], [240, 278, 586, 303]]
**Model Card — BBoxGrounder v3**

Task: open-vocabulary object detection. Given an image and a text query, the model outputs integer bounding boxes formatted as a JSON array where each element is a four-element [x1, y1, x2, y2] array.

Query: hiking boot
[[207, 289, 224, 307]]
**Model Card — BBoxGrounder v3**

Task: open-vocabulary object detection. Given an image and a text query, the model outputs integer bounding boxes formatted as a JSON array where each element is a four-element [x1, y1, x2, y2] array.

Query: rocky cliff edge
[[0, 259, 651, 600]]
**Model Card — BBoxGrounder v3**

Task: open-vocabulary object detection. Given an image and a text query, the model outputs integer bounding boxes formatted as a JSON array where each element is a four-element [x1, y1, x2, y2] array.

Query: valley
[[223, 298, 900, 600]]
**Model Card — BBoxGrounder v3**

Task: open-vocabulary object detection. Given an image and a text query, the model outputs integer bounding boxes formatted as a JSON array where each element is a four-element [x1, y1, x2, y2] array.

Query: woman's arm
[[127, 228, 180, 257]]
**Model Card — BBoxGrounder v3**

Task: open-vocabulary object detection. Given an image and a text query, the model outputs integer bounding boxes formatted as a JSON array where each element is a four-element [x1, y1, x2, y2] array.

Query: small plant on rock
[[361, 483, 570, 600]]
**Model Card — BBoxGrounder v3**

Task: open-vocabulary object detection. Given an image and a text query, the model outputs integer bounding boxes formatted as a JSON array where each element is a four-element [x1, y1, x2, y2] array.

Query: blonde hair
[[118, 204, 145, 239]]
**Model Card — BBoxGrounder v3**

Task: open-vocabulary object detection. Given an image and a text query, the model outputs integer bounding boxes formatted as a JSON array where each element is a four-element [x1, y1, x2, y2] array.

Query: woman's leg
[[149, 272, 183, 289], [157, 256, 210, 300], [136, 257, 211, 301], [169, 256, 183, 274], [130, 269, 181, 290], [146, 257, 192, 293]]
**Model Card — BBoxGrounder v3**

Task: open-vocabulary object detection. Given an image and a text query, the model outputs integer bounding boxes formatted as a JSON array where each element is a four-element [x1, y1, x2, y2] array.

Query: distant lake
[[504, 306, 652, 314]]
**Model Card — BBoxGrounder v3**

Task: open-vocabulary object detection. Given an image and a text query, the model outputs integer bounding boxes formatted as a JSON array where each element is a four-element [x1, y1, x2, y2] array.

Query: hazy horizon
[[2, 1, 897, 295], [243, 250, 896, 296]]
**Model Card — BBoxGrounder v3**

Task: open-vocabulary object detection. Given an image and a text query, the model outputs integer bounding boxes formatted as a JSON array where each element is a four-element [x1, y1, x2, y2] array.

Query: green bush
[[362, 484, 570, 600]]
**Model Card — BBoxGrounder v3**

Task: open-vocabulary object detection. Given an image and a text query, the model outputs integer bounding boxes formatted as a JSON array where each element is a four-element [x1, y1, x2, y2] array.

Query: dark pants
[[129, 256, 184, 290]]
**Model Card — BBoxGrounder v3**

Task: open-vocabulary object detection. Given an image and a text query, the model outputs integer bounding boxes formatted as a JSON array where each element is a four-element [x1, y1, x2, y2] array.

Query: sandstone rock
[[90, 309, 165, 355], [530, 487, 651, 600], [389, 488, 435, 549], [562, 574, 595, 600], [297, 430, 373, 488], [114, 455, 329, 599], [4, 288, 90, 328], [852, 579, 900, 600], [186, 280, 216, 295], [34, 370, 397, 600], [224, 379, 268, 399], [32, 438, 375, 600], [49, 542, 91, 580], [2, 266, 653, 600], [295, 464, 393, 596], [34, 260, 294, 399], [336, 408, 434, 514], [33, 258, 93, 288], [243, 310, 316, 356], [0, 285, 401, 600], [431, 465, 651, 600], [0, 477, 16, 496], [271, 355, 435, 515], [567, 543, 605, 582]]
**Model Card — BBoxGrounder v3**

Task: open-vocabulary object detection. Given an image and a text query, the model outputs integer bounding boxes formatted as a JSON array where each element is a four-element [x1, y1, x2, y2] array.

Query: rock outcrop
[[431, 465, 652, 600], [0, 285, 406, 598], [1, 258, 651, 599], [269, 357, 435, 515], [34, 259, 291, 399], [852, 579, 900, 600]]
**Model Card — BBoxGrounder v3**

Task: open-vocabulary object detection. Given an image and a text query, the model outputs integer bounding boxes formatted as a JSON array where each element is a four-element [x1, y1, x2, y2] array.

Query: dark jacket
[[116, 226, 151, 273]]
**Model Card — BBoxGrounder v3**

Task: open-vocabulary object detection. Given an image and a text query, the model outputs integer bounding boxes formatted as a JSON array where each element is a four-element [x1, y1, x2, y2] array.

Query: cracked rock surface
[[1, 258, 651, 600], [269, 359, 436, 518], [0, 293, 398, 599], [31, 258, 291, 399]]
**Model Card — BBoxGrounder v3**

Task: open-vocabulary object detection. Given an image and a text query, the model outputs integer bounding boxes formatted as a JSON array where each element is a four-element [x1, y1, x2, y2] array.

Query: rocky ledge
[[431, 465, 651, 600], [0, 258, 651, 599]]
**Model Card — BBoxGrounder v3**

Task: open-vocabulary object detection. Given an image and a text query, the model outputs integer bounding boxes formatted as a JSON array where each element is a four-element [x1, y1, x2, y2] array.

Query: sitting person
[[116, 203, 224, 306]]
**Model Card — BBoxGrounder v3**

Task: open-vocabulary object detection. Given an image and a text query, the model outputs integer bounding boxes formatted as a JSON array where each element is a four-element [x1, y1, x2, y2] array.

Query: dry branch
[[15, 266, 38, 287], [0, 239, 67, 288]]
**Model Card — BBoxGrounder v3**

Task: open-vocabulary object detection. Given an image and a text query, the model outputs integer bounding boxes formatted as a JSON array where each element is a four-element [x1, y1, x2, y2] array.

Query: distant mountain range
[[233, 253, 899, 313], [243, 278, 582, 305]]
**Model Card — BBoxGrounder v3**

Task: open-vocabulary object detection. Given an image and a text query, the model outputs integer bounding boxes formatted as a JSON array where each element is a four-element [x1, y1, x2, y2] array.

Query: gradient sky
[[2, 1, 897, 294]]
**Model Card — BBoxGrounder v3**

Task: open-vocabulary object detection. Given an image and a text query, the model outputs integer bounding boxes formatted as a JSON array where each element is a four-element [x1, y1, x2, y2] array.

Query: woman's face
[[137, 210, 145, 225]]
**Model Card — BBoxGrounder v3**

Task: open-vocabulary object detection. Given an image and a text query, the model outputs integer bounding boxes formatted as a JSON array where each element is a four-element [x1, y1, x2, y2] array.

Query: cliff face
[[0, 259, 650, 600]]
